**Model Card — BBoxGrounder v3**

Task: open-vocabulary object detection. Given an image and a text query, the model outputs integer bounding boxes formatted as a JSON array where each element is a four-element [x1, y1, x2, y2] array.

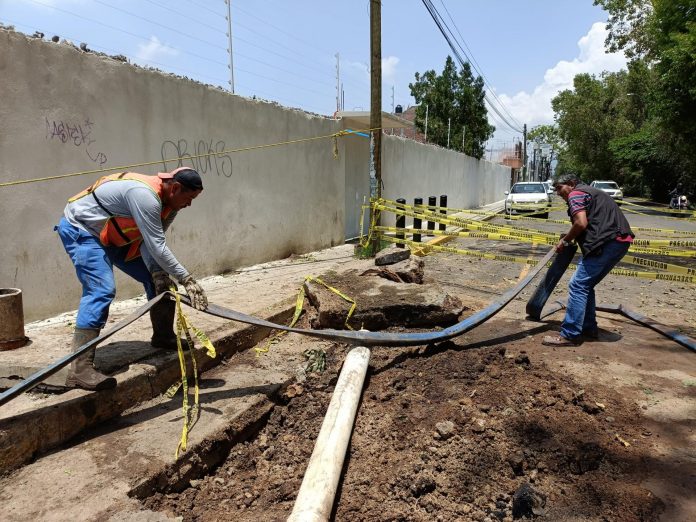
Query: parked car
[[541, 181, 554, 195], [504, 182, 552, 219], [590, 180, 623, 200]]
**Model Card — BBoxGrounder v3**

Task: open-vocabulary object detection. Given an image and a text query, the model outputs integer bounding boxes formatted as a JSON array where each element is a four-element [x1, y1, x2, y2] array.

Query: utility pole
[[461, 124, 466, 153], [391, 85, 395, 113], [424, 105, 429, 142], [225, 0, 234, 93], [522, 123, 527, 181], [369, 0, 382, 255], [335, 53, 341, 114], [447, 118, 451, 148]]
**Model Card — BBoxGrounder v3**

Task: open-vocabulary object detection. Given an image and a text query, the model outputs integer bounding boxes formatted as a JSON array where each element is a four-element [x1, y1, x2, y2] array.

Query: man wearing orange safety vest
[[55, 167, 208, 391]]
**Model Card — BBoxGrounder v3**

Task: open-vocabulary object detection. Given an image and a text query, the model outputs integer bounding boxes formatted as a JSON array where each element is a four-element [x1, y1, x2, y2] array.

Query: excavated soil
[[144, 209, 695, 521], [146, 342, 665, 521]]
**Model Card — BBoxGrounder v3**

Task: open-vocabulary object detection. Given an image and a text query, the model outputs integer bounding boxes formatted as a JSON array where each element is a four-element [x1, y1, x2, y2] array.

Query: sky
[[0, 0, 628, 151]]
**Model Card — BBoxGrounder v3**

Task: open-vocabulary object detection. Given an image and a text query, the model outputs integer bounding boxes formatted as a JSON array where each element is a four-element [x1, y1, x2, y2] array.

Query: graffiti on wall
[[45, 117, 107, 166], [161, 139, 233, 178]]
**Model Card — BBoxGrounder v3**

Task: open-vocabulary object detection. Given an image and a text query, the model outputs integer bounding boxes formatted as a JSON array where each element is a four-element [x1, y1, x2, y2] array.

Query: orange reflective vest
[[69, 172, 173, 261]]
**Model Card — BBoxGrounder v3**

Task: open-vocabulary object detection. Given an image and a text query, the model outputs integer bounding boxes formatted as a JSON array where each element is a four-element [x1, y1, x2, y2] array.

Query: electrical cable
[[25, 0, 229, 68], [142, 0, 227, 35], [437, 0, 524, 130], [92, 0, 227, 51], [420, 0, 523, 134]]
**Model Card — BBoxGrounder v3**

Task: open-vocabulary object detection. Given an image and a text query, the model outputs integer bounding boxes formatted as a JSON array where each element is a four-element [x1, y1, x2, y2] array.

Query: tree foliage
[[527, 125, 563, 153], [593, 0, 696, 195], [552, 0, 696, 198], [409, 56, 494, 159]]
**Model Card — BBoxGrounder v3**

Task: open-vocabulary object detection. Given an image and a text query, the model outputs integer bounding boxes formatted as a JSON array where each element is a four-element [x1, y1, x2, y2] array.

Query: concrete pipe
[[287, 345, 371, 522], [0, 288, 28, 350]]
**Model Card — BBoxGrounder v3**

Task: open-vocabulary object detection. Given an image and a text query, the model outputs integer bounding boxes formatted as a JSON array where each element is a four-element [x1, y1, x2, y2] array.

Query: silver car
[[590, 180, 623, 200], [504, 182, 552, 219]]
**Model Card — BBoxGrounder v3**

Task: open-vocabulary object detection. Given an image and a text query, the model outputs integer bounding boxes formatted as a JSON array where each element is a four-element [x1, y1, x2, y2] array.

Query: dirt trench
[[144, 340, 665, 522]]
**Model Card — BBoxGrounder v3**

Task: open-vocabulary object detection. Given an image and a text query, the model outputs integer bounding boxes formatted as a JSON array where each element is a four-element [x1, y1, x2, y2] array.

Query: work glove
[[181, 275, 208, 310], [152, 270, 174, 295]]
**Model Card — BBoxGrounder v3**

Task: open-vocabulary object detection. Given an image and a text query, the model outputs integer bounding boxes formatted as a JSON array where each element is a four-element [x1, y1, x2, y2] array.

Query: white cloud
[[492, 22, 627, 134], [382, 55, 399, 85], [135, 36, 179, 62]]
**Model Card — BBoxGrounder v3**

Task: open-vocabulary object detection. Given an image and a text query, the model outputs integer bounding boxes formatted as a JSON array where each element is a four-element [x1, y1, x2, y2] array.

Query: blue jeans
[[560, 240, 630, 340], [55, 217, 155, 329]]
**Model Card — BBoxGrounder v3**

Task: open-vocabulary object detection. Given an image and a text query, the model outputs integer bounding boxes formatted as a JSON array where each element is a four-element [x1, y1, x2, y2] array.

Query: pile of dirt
[[145, 343, 664, 521]]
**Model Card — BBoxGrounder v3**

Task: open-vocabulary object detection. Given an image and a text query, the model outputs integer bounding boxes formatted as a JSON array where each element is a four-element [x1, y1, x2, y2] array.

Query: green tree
[[527, 124, 564, 167], [527, 125, 562, 151], [551, 72, 634, 182], [595, 0, 696, 193], [409, 56, 494, 159]]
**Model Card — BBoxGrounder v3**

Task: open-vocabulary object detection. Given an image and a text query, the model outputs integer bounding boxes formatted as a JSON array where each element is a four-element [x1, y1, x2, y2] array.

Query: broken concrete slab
[[375, 245, 411, 266], [391, 257, 424, 283], [303, 269, 465, 330], [361, 257, 424, 284]]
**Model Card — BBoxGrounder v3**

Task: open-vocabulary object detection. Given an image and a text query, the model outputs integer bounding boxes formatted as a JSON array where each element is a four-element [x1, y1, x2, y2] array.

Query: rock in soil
[[375, 245, 411, 266]]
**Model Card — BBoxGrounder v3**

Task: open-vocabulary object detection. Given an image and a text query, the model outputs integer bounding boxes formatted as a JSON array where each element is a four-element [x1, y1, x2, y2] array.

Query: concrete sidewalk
[[0, 245, 368, 473]]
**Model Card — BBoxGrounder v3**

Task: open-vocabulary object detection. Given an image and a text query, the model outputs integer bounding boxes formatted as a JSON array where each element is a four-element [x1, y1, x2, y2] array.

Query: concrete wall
[[1, 30, 511, 321], [342, 135, 512, 232], [0, 30, 345, 321], [379, 136, 511, 226]]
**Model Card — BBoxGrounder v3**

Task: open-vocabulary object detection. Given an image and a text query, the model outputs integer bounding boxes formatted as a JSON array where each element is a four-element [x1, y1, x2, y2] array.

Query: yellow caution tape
[[168, 291, 217, 459], [632, 238, 696, 248], [382, 234, 543, 265], [622, 255, 696, 276], [304, 276, 357, 329], [375, 226, 556, 246], [254, 275, 357, 357], [619, 199, 696, 216], [0, 127, 383, 188], [628, 246, 696, 258], [379, 235, 696, 284], [377, 226, 696, 259], [380, 201, 696, 248], [379, 197, 565, 216], [254, 281, 307, 356], [374, 201, 559, 240], [631, 226, 696, 236], [380, 196, 696, 231]]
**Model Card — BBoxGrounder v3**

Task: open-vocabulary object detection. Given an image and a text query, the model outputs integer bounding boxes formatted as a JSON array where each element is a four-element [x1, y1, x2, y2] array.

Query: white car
[[504, 182, 552, 219], [590, 180, 623, 200]]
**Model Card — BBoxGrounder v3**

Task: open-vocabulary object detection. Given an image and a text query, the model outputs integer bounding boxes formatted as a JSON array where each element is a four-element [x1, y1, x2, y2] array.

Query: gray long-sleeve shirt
[[64, 179, 189, 281]]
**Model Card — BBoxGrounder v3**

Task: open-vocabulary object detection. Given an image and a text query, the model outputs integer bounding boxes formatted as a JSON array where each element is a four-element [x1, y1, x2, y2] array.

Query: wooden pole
[[369, 0, 382, 255]]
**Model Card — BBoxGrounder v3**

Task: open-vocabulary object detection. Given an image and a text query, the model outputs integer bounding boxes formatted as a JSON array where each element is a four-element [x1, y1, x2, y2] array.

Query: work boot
[[150, 298, 184, 350], [65, 328, 117, 390]]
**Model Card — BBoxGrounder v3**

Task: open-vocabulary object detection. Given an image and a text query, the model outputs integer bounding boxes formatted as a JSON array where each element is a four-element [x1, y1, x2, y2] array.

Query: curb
[[0, 303, 295, 474]]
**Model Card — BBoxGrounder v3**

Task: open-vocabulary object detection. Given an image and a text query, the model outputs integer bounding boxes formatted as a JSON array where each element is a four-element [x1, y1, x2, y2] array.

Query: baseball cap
[[158, 167, 203, 191]]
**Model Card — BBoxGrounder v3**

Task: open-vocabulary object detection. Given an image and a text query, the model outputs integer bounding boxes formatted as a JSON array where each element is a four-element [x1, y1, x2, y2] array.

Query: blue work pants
[[55, 217, 155, 329], [560, 240, 630, 340]]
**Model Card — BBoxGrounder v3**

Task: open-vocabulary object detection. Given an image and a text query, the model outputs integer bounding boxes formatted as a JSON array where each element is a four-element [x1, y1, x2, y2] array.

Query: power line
[[437, 0, 524, 130], [429, 1, 522, 132], [2, 18, 230, 86], [142, 0, 226, 35], [92, 0, 226, 51], [420, 0, 523, 134], [5, 15, 332, 113], [26, 0, 227, 67], [187, 0, 224, 18], [230, 3, 370, 92]]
